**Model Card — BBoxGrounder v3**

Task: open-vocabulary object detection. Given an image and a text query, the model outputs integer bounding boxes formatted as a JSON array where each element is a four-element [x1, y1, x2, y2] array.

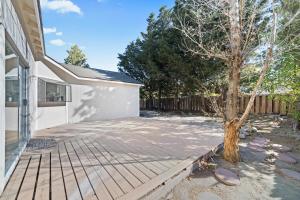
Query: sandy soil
[[168, 115, 300, 200]]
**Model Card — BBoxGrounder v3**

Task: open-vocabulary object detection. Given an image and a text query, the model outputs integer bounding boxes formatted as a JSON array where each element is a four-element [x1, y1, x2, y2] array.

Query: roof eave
[[12, 0, 45, 60], [43, 56, 143, 87]]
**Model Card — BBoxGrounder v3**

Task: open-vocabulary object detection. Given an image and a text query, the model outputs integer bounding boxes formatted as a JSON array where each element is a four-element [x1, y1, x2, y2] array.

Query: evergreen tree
[[64, 45, 89, 68], [118, 6, 223, 101]]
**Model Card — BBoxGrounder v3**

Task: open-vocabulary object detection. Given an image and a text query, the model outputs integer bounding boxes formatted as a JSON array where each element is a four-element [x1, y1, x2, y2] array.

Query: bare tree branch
[[238, 0, 277, 128]]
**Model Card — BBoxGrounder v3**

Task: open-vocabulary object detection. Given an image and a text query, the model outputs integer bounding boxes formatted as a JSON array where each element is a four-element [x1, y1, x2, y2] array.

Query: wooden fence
[[140, 95, 295, 115]]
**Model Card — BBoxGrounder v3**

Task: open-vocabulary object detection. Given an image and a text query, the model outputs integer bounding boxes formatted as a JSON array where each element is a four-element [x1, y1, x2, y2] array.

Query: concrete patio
[[0, 116, 223, 200]]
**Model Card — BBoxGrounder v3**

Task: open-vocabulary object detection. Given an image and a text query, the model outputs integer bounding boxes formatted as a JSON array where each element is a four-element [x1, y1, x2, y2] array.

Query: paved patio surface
[[0, 116, 223, 200]]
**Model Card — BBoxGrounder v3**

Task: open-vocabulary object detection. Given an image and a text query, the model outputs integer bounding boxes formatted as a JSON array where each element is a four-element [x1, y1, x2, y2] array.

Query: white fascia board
[[33, 0, 45, 56]]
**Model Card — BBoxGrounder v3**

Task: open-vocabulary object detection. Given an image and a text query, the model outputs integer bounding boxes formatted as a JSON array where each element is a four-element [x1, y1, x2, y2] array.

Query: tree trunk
[[223, 0, 241, 163], [224, 0, 277, 163], [224, 119, 240, 162], [224, 63, 241, 163]]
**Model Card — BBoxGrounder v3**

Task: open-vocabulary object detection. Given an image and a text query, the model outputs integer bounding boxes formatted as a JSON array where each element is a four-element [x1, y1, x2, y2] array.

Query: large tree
[[175, 0, 277, 162], [64, 44, 89, 68], [118, 6, 223, 101]]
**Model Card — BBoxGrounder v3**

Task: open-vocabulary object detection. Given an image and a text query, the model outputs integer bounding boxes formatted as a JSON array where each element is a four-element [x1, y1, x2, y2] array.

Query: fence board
[[273, 100, 280, 114], [280, 101, 287, 115], [239, 96, 244, 113], [261, 96, 266, 114], [255, 96, 260, 114], [288, 103, 294, 114], [267, 97, 273, 114]]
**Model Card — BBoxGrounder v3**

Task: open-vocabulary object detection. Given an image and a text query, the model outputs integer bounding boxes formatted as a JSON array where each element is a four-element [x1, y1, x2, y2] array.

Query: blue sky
[[41, 0, 174, 71]]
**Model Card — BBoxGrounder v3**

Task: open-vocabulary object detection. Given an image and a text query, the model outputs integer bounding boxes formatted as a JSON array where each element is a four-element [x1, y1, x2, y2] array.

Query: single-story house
[[35, 58, 141, 130], [0, 0, 141, 194]]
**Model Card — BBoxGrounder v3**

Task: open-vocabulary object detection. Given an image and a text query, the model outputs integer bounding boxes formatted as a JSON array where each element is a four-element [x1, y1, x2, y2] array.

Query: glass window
[[46, 82, 66, 102], [38, 78, 71, 107]]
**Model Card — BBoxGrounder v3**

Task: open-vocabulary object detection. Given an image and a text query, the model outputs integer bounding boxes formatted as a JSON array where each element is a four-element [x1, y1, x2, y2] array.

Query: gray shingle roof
[[62, 64, 141, 85]]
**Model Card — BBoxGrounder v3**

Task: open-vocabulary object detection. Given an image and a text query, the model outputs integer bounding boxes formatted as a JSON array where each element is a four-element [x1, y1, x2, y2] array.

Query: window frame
[[37, 78, 71, 107]]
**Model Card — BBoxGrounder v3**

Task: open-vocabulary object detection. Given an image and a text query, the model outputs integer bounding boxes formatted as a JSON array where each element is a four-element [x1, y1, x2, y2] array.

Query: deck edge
[[118, 143, 223, 200]]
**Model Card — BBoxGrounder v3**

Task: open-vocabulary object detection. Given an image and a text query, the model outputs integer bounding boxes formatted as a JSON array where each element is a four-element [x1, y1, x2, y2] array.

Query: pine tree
[[64, 45, 89, 68]]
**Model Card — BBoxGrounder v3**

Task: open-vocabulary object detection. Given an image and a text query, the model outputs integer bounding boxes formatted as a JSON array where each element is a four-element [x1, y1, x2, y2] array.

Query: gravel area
[[168, 115, 300, 200]]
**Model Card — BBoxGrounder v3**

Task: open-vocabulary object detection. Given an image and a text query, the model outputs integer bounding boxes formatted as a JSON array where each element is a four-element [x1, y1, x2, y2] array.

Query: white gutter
[[42, 56, 143, 87]]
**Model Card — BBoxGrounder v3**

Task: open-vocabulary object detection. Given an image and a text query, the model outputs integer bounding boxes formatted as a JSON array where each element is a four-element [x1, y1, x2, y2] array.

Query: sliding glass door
[[5, 42, 29, 174]]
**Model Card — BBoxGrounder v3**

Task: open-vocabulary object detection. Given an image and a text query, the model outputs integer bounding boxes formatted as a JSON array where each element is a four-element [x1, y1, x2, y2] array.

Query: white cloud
[[49, 39, 66, 46], [43, 27, 63, 36], [40, 0, 48, 7], [41, 0, 82, 15], [43, 27, 57, 34]]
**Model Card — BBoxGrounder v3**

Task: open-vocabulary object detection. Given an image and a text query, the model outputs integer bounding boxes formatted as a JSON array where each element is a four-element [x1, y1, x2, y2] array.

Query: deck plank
[[118, 141, 177, 169], [121, 139, 179, 168], [122, 133, 182, 166], [17, 154, 41, 200], [34, 153, 50, 200], [108, 138, 168, 175], [0, 157, 31, 200], [118, 159, 194, 200], [79, 139, 124, 199], [71, 140, 113, 200], [91, 140, 142, 188], [120, 146, 175, 170], [64, 141, 98, 200], [58, 142, 82, 200], [84, 139, 134, 194], [102, 139, 158, 179], [50, 146, 67, 200], [98, 140, 151, 184]]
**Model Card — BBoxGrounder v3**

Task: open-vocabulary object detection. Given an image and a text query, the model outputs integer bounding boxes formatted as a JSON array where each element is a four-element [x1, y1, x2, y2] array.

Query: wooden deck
[[0, 117, 223, 200]]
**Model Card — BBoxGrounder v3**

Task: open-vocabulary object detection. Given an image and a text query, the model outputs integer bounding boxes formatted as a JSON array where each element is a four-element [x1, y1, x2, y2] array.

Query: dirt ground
[[166, 114, 300, 200]]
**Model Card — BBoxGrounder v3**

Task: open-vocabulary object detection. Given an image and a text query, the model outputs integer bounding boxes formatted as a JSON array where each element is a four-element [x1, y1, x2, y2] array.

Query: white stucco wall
[[31, 61, 140, 130], [36, 61, 65, 81], [36, 106, 67, 130], [68, 82, 140, 123], [33, 61, 68, 131]]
